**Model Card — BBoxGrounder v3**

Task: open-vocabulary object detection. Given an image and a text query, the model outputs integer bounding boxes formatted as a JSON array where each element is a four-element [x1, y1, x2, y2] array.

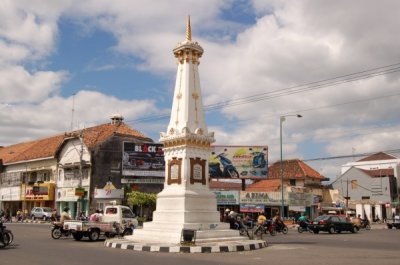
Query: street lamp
[[280, 114, 302, 219]]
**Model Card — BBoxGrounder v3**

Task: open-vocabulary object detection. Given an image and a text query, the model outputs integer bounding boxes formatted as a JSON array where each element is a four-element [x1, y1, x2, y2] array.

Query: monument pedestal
[[126, 185, 244, 244]]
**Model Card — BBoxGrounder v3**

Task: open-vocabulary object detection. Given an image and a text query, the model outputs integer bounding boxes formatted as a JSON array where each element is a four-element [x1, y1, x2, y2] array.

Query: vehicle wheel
[[329, 226, 335, 234], [298, 227, 303, 233], [31, 215, 35, 221], [88, 229, 100, 241], [282, 227, 289, 234], [73, 232, 83, 241], [228, 169, 240, 178], [51, 228, 62, 239], [352, 227, 358, 233], [270, 228, 277, 236], [2, 231, 13, 245], [43, 216, 47, 221], [313, 230, 319, 234], [366, 224, 371, 230], [254, 227, 264, 240]]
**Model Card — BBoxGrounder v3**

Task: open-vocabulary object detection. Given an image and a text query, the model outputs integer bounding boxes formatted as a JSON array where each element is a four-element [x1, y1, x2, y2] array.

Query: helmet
[[63, 207, 70, 212], [225, 208, 230, 212]]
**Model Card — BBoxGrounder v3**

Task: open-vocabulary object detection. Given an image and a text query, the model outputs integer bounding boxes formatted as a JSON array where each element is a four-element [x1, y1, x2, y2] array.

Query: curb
[[104, 239, 267, 253]]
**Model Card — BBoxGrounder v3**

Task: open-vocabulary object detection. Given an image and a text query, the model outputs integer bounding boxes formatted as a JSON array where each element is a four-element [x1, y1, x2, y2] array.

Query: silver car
[[30, 207, 53, 221]]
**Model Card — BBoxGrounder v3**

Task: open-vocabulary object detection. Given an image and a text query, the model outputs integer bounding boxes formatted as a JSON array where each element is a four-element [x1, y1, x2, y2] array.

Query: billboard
[[122, 142, 165, 177], [209, 146, 268, 179]]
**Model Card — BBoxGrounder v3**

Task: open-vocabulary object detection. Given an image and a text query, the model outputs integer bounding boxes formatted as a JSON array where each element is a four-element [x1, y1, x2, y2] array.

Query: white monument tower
[[128, 17, 242, 244]]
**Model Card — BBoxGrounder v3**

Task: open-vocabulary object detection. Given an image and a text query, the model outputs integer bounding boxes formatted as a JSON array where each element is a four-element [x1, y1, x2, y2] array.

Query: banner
[[122, 142, 165, 177], [213, 191, 240, 205], [209, 146, 268, 179], [240, 204, 265, 213]]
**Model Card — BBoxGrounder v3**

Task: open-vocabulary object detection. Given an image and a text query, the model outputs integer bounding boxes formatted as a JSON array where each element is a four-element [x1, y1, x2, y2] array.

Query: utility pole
[[76, 130, 84, 218]]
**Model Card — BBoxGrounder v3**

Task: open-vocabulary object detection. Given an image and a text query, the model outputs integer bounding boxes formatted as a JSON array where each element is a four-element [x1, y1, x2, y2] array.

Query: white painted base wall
[[126, 184, 243, 244]]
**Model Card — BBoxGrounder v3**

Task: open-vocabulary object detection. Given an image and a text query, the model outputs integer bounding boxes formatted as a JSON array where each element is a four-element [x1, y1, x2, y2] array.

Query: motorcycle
[[254, 219, 277, 238], [51, 222, 71, 239], [0, 221, 14, 248], [274, 221, 289, 234], [359, 219, 371, 230], [209, 153, 239, 178], [297, 220, 312, 233], [121, 221, 136, 236]]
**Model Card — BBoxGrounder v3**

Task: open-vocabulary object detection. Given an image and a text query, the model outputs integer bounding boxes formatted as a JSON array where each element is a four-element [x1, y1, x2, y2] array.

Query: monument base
[[125, 221, 245, 244]]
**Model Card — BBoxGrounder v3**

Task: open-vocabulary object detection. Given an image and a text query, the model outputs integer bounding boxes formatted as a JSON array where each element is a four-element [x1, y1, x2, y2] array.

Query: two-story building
[[333, 152, 400, 221], [0, 115, 155, 218], [244, 159, 329, 219]]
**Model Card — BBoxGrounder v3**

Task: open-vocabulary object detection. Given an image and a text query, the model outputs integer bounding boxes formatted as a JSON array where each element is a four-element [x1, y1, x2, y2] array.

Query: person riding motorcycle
[[60, 207, 71, 224]]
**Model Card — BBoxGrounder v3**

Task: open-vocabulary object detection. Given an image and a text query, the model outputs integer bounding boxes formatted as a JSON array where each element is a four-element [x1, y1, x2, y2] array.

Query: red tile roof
[[359, 168, 395, 178], [0, 122, 150, 165], [246, 179, 281, 192], [268, 159, 325, 180], [209, 180, 242, 190], [357, 152, 398, 162]]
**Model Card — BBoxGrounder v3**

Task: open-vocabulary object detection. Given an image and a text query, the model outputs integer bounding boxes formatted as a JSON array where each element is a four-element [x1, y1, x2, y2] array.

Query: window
[[351, 180, 358, 189], [289, 179, 296, 186], [122, 208, 135, 218]]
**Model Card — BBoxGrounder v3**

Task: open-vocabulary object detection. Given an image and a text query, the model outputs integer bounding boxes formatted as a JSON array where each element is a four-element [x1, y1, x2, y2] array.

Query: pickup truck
[[63, 205, 138, 241]]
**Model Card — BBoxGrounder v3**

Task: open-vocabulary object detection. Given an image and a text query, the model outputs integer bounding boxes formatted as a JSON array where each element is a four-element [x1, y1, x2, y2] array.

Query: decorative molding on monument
[[189, 157, 207, 185], [160, 130, 215, 149], [162, 138, 213, 149], [167, 157, 182, 185], [173, 47, 203, 65]]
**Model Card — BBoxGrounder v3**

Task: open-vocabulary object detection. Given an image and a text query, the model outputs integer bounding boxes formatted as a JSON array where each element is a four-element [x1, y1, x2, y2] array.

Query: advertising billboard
[[122, 142, 165, 177], [209, 146, 268, 179]]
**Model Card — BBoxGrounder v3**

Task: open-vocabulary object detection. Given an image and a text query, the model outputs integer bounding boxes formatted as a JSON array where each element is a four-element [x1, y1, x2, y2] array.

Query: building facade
[[0, 115, 155, 218]]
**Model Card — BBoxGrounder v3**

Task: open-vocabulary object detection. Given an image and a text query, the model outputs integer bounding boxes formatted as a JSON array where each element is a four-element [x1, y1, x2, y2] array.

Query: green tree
[[127, 191, 157, 218]]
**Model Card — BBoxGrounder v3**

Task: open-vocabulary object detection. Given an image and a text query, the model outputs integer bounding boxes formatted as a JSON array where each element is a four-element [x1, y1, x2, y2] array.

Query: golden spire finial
[[186, 15, 192, 41]]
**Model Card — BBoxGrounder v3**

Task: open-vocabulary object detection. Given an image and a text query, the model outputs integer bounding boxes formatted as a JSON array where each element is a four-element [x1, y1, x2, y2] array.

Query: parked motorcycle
[[209, 153, 239, 178], [0, 221, 14, 248], [51, 222, 71, 239]]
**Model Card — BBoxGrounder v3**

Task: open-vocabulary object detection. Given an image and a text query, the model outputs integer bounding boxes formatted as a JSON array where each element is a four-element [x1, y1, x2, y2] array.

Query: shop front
[[56, 186, 89, 218], [94, 182, 124, 211], [23, 183, 55, 211], [213, 190, 240, 221]]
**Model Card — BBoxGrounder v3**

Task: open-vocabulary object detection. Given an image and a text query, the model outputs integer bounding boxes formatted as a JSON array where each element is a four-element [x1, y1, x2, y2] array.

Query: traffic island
[[104, 238, 267, 253]]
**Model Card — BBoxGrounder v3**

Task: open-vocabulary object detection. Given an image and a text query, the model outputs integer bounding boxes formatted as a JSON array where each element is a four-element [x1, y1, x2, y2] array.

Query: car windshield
[[314, 215, 330, 221], [43, 207, 52, 212]]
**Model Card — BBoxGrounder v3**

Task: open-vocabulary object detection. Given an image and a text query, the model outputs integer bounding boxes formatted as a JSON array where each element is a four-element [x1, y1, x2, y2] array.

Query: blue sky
[[1, 0, 400, 180]]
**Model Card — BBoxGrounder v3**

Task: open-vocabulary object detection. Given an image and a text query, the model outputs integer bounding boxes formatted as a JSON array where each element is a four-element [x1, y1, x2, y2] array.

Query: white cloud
[[1, 0, 400, 181], [0, 66, 68, 104]]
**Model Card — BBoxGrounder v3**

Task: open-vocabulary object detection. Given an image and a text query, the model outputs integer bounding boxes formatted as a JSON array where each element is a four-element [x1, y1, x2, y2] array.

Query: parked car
[[30, 207, 53, 221], [308, 215, 358, 234]]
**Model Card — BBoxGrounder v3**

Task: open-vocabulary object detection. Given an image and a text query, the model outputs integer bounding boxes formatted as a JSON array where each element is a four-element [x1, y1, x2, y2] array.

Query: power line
[[124, 61, 400, 124], [303, 148, 400, 162]]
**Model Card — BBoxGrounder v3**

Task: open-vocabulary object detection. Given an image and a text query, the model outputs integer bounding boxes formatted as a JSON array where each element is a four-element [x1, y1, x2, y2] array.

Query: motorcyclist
[[60, 207, 71, 224], [353, 214, 362, 229], [257, 212, 267, 225], [297, 214, 309, 229]]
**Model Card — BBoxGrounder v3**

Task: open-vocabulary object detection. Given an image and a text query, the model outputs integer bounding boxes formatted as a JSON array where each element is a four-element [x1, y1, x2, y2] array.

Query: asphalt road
[[1, 223, 400, 265]]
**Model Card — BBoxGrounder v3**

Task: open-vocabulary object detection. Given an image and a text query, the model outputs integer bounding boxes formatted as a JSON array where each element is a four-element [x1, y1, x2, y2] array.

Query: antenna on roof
[[70, 93, 76, 131]]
